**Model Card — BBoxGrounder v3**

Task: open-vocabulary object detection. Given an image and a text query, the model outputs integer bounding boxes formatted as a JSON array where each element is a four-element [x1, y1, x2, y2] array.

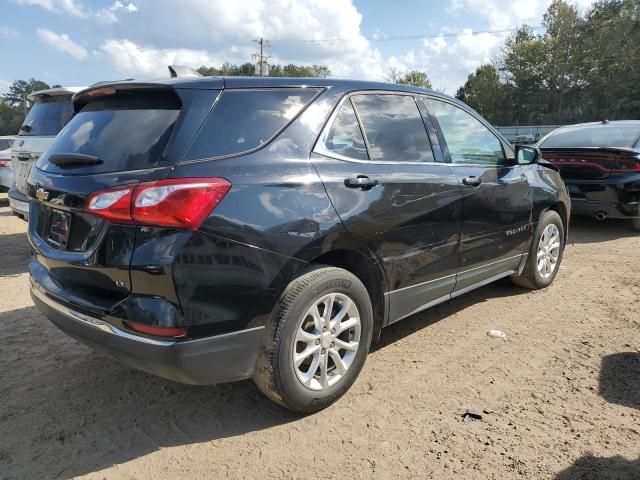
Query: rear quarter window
[[183, 89, 319, 161], [19, 97, 73, 136]]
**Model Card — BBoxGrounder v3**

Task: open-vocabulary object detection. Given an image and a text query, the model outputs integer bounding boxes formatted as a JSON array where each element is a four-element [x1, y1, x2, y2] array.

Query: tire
[[632, 218, 640, 232], [512, 210, 565, 290], [253, 265, 373, 413]]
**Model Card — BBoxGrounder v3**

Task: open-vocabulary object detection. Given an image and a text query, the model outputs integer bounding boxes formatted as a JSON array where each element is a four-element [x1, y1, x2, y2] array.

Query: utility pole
[[252, 38, 270, 77]]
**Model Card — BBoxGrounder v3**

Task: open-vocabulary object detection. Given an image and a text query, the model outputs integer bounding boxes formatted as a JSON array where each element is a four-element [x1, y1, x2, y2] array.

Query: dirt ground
[[0, 191, 639, 480]]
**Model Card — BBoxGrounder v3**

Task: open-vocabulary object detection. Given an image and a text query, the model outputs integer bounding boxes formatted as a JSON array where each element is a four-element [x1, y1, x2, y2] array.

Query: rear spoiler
[[539, 146, 640, 157]]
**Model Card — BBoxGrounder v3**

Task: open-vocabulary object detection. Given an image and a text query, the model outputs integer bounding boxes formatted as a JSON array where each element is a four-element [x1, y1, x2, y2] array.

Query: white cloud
[[0, 80, 10, 95], [387, 29, 504, 93], [0, 26, 19, 39], [450, 0, 596, 29], [98, 0, 385, 80], [14, 0, 88, 17], [96, 1, 138, 24], [101, 39, 220, 77], [37, 28, 88, 60]]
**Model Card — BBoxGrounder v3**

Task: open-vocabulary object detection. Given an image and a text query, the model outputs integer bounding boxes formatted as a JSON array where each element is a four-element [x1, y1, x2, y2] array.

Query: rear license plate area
[[47, 209, 71, 249]]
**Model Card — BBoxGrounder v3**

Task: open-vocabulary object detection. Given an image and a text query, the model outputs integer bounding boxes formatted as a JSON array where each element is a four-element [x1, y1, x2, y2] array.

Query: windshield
[[539, 124, 640, 149], [19, 96, 74, 137], [37, 92, 181, 174]]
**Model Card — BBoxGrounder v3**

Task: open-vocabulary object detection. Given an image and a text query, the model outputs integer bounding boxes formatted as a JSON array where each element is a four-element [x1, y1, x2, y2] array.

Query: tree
[[387, 68, 433, 89], [455, 64, 508, 124], [2, 79, 51, 107], [0, 99, 24, 135], [197, 62, 330, 78]]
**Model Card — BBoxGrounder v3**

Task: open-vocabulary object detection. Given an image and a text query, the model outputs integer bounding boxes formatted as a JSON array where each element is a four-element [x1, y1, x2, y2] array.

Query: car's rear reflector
[[84, 177, 231, 229], [125, 322, 188, 338]]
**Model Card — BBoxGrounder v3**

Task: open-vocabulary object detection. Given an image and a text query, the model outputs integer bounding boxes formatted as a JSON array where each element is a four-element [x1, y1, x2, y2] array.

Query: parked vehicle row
[[8, 87, 85, 219], [0, 136, 15, 191], [26, 76, 570, 412]]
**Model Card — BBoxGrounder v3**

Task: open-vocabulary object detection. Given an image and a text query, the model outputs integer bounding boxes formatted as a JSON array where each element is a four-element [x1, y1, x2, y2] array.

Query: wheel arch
[[545, 201, 569, 240], [307, 248, 387, 340]]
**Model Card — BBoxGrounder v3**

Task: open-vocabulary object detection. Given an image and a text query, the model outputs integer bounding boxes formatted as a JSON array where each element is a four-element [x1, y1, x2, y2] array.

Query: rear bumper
[[31, 282, 265, 385], [570, 198, 640, 219], [8, 188, 29, 220]]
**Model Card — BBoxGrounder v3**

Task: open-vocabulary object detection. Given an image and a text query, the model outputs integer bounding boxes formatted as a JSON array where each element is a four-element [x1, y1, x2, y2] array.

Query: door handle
[[345, 176, 379, 189], [462, 176, 482, 187]]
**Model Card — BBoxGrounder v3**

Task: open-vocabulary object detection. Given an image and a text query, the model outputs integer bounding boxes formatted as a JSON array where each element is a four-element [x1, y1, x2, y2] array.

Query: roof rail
[[168, 65, 203, 78]]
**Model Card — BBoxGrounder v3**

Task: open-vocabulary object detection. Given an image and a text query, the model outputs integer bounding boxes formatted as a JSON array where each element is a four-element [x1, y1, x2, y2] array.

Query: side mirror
[[515, 145, 540, 165]]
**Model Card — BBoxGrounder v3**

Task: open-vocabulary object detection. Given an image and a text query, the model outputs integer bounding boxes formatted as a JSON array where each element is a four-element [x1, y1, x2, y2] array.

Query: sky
[[0, 0, 596, 95]]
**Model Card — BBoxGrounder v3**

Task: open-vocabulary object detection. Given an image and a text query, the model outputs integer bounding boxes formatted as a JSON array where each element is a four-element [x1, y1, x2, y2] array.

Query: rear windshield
[[184, 88, 318, 160], [0, 139, 13, 150], [539, 124, 640, 149], [37, 92, 180, 174], [19, 96, 74, 136]]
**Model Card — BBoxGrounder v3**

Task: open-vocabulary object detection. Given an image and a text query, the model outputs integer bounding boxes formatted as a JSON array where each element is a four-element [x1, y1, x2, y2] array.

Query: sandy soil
[[0, 191, 639, 480]]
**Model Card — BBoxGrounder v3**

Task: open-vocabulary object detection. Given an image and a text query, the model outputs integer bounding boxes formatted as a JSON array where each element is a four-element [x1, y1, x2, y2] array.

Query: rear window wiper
[[48, 153, 103, 168]]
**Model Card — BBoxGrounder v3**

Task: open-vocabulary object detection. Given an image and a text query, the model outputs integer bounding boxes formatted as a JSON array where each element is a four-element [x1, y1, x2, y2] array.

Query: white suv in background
[[9, 86, 86, 219], [0, 136, 16, 192]]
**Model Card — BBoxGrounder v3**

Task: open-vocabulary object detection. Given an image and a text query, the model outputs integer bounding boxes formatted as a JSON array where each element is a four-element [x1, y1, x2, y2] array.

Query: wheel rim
[[537, 223, 561, 279], [293, 293, 361, 391]]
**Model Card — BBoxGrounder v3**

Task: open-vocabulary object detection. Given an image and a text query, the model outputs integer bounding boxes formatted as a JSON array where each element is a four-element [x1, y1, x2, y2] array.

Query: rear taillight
[[0, 159, 10, 168], [85, 178, 231, 229], [124, 321, 187, 338]]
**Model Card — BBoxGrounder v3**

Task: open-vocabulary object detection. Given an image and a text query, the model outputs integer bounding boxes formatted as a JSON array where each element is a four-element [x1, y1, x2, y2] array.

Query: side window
[[322, 99, 368, 160], [425, 99, 505, 165], [351, 94, 434, 162], [184, 89, 318, 160]]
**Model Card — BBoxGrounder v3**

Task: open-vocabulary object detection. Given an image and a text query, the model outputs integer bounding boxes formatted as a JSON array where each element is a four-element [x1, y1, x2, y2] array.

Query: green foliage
[[0, 78, 52, 135], [2, 78, 51, 106], [197, 63, 330, 78], [387, 68, 433, 89], [456, 0, 640, 125]]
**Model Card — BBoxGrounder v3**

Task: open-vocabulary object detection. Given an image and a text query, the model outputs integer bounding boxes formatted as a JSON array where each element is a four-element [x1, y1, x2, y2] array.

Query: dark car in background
[[27, 77, 570, 412], [537, 120, 640, 231]]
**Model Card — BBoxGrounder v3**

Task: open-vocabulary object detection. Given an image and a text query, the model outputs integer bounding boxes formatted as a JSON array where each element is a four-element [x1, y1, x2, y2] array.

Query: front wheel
[[512, 210, 565, 289], [632, 217, 640, 232], [253, 266, 373, 413]]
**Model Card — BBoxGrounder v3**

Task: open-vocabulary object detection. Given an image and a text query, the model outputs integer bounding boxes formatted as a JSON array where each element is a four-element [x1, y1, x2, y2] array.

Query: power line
[[268, 26, 546, 45]]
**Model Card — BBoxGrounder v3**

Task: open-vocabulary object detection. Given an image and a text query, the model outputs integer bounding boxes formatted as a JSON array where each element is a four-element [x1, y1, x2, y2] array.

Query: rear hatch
[[27, 82, 221, 311], [12, 95, 76, 195]]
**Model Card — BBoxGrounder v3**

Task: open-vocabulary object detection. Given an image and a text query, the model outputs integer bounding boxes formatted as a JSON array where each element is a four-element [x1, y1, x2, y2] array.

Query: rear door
[[312, 92, 462, 323], [422, 97, 532, 293], [27, 86, 219, 310]]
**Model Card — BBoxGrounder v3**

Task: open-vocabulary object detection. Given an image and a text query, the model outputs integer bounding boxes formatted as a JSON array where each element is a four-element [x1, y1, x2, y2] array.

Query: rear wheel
[[253, 266, 373, 413], [512, 210, 565, 289], [632, 218, 640, 232]]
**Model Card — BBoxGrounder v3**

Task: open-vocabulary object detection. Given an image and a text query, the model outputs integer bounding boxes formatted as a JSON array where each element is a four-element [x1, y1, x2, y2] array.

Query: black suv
[[28, 77, 570, 412]]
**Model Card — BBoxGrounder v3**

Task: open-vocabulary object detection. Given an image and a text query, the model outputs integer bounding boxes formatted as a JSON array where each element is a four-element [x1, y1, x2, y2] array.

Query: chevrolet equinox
[[28, 77, 570, 412]]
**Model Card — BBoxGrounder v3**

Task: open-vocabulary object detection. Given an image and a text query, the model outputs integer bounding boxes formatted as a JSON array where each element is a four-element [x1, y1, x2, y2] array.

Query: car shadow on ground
[[0, 232, 29, 277], [554, 454, 640, 480], [0, 307, 301, 479], [375, 277, 529, 351], [599, 352, 640, 411], [0, 279, 531, 479], [0, 196, 8, 208], [553, 352, 640, 479], [568, 216, 637, 244]]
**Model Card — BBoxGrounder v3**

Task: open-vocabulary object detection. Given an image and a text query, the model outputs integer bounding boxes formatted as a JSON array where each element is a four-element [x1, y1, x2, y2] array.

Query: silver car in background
[[0, 136, 16, 191], [9, 86, 86, 219]]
